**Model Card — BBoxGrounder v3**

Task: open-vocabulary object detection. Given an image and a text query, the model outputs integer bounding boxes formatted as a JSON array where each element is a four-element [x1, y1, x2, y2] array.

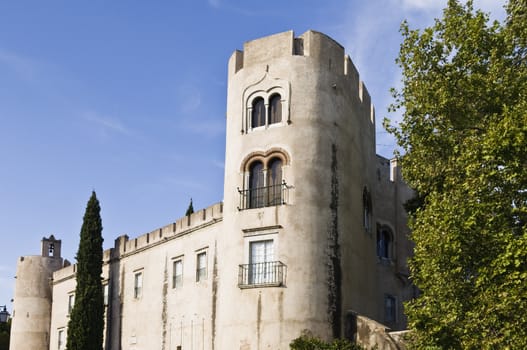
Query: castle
[[9, 30, 414, 350]]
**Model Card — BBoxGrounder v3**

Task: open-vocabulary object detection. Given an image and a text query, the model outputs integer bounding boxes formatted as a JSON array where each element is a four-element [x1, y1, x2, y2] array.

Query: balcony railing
[[238, 261, 287, 288], [237, 182, 289, 210]]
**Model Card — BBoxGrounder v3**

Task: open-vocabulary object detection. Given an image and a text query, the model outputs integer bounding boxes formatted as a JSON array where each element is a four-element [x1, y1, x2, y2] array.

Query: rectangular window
[[103, 283, 109, 306], [196, 252, 207, 282], [173, 259, 183, 288], [384, 295, 396, 323], [134, 272, 143, 298], [68, 294, 75, 314], [249, 240, 274, 284], [58, 329, 65, 350]]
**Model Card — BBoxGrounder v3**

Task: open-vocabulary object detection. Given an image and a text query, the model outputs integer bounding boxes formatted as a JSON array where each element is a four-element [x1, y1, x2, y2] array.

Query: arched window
[[268, 94, 282, 124], [252, 98, 266, 128], [363, 188, 372, 232], [249, 161, 264, 208], [267, 158, 283, 205], [377, 227, 392, 260]]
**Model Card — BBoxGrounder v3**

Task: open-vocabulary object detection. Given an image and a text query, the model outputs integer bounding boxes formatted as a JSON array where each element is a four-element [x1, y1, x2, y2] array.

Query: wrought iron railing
[[237, 182, 289, 210], [238, 261, 287, 288]]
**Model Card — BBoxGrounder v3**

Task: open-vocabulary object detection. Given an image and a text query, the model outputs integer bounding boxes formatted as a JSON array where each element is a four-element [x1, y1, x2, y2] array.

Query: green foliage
[[0, 319, 10, 350], [185, 198, 194, 216], [67, 192, 104, 350], [386, 0, 527, 348], [290, 332, 363, 350]]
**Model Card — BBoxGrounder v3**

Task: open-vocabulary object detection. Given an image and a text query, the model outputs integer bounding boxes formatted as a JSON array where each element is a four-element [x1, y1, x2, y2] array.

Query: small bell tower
[[41, 234, 62, 258]]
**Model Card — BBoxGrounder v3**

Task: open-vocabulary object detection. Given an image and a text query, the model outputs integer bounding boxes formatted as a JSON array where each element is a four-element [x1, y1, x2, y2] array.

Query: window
[[134, 272, 143, 298], [103, 284, 109, 306], [173, 259, 183, 288], [249, 94, 283, 130], [249, 161, 265, 208], [251, 97, 266, 128], [268, 94, 282, 124], [58, 329, 65, 350], [267, 158, 283, 206], [377, 226, 392, 260], [68, 294, 75, 314], [363, 188, 372, 232], [196, 252, 207, 282], [384, 295, 396, 323], [249, 240, 274, 284], [239, 149, 290, 210], [238, 237, 286, 288]]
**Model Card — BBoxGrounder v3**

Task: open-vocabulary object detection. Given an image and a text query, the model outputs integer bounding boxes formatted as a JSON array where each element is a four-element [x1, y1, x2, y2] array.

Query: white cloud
[[401, 0, 446, 12], [82, 111, 133, 136], [401, 0, 506, 20], [474, 0, 506, 21]]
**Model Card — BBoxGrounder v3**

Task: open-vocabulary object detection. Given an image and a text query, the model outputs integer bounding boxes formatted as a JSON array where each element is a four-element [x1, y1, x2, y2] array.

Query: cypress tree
[[66, 191, 104, 350]]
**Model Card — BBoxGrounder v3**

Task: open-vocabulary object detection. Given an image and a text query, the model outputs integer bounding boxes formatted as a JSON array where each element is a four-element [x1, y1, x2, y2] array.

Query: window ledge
[[238, 282, 286, 289]]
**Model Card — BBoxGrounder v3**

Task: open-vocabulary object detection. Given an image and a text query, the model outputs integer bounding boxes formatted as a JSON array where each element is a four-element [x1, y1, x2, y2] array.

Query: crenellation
[[114, 234, 129, 255], [344, 55, 359, 83], [108, 202, 224, 257], [103, 249, 111, 262], [52, 263, 76, 283], [300, 30, 345, 74], [243, 30, 294, 68], [232, 30, 374, 125], [228, 50, 244, 79]]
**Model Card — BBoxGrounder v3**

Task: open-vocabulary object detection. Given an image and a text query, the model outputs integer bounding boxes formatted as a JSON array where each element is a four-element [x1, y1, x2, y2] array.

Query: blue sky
[[0, 0, 505, 312]]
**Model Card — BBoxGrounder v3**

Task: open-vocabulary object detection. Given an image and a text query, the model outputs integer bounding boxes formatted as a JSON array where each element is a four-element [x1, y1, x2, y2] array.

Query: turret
[[10, 235, 63, 350], [217, 30, 378, 348]]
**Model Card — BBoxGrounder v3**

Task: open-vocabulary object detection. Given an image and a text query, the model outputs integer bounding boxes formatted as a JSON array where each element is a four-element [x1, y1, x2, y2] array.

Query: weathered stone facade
[[10, 30, 414, 350]]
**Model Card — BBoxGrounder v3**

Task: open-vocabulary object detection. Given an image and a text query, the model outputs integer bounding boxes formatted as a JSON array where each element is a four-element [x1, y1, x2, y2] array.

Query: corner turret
[[9, 235, 64, 350]]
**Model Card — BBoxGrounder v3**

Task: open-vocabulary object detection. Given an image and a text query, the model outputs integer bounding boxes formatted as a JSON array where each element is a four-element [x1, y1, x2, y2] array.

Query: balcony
[[238, 261, 287, 288], [237, 182, 290, 210]]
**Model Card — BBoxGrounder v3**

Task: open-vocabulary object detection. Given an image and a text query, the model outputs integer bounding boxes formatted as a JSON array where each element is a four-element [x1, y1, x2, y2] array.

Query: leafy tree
[[386, 0, 527, 348], [67, 192, 104, 350], [289, 333, 363, 350], [185, 198, 194, 216]]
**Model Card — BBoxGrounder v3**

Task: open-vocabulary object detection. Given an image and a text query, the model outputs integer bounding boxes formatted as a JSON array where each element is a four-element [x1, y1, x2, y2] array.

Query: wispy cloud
[[82, 111, 133, 136], [401, 0, 445, 12], [206, 0, 280, 16], [0, 48, 38, 82], [174, 85, 202, 114], [179, 118, 225, 137], [208, 0, 221, 9], [211, 159, 225, 170], [401, 0, 506, 19]]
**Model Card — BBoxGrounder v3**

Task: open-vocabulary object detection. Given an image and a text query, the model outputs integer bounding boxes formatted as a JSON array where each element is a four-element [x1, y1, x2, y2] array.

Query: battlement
[[53, 202, 223, 283], [229, 30, 373, 123], [376, 155, 403, 184], [113, 202, 223, 257], [52, 202, 224, 283]]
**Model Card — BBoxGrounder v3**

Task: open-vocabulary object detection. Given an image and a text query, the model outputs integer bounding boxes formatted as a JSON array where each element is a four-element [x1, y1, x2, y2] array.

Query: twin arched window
[[251, 94, 282, 129], [248, 158, 283, 208]]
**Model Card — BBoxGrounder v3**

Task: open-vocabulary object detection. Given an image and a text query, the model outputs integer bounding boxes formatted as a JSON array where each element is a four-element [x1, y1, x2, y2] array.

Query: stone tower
[[10, 235, 63, 350], [216, 30, 403, 349]]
